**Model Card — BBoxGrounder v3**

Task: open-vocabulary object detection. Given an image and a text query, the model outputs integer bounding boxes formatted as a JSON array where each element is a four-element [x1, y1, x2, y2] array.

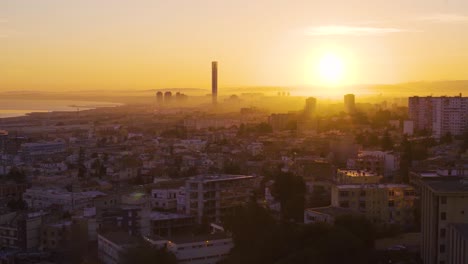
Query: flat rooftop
[[338, 169, 379, 177], [149, 232, 230, 244], [99, 231, 141, 246], [335, 184, 413, 189], [305, 206, 360, 217], [150, 212, 194, 220], [422, 177, 468, 194], [187, 174, 254, 183]]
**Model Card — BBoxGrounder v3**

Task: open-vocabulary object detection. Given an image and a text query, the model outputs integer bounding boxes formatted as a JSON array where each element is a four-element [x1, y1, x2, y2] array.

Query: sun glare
[[317, 53, 345, 85]]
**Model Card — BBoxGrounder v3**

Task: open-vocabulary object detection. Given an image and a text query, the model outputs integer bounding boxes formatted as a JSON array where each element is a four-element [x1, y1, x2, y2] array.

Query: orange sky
[[2, 0, 468, 91]]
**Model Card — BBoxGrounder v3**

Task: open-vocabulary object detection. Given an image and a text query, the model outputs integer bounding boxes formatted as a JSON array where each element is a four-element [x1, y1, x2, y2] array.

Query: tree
[[5, 167, 26, 183], [399, 135, 412, 183], [271, 172, 306, 222], [121, 243, 177, 264], [7, 199, 28, 211], [440, 132, 453, 144], [380, 130, 394, 151], [334, 214, 375, 249], [77, 147, 87, 178]]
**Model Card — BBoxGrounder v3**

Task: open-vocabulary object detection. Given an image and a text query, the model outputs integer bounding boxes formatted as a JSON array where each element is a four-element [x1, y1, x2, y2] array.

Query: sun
[[317, 53, 345, 85]]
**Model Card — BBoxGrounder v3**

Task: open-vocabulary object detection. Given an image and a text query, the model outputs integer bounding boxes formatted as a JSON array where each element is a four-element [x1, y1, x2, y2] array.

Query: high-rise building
[[344, 94, 355, 113], [408, 95, 468, 138], [420, 177, 468, 264], [156, 91, 164, 105], [164, 91, 172, 104], [304, 97, 317, 118], [212, 61, 218, 105]]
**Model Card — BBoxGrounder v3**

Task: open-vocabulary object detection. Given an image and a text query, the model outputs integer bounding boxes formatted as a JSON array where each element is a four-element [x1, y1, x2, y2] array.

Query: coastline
[[0, 100, 123, 119]]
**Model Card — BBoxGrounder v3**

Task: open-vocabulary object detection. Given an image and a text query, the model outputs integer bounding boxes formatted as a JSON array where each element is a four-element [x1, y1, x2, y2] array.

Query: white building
[[447, 223, 468, 264], [420, 177, 468, 264], [403, 120, 414, 136], [23, 188, 105, 211], [146, 232, 233, 264], [408, 95, 468, 138], [347, 150, 399, 178], [151, 188, 179, 210], [98, 232, 140, 264], [20, 140, 66, 156]]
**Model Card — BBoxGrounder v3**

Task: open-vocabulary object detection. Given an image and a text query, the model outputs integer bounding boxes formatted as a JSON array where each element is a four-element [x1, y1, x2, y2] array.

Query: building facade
[[420, 177, 468, 264], [184, 174, 256, 224], [408, 95, 468, 138], [331, 184, 417, 226]]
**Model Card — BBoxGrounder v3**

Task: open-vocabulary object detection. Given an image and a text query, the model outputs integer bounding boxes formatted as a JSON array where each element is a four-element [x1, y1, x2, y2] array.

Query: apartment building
[[184, 174, 256, 224], [331, 183, 417, 226], [408, 95, 468, 138], [420, 177, 468, 264]]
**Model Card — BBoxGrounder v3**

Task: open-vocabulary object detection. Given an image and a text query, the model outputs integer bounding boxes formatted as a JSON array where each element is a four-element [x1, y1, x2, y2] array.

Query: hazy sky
[[1, 0, 468, 91]]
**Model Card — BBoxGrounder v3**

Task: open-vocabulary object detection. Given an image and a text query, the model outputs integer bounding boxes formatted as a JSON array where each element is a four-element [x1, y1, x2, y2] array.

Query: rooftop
[[148, 232, 230, 244], [335, 184, 413, 189], [99, 231, 141, 246], [422, 177, 468, 194], [305, 206, 360, 217], [338, 169, 379, 177], [150, 212, 194, 220], [187, 174, 254, 183]]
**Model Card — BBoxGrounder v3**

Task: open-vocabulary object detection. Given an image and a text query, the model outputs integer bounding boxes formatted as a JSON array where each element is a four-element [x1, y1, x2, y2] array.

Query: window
[[388, 200, 395, 207], [339, 201, 349, 208], [339, 191, 349, 197], [440, 228, 446, 238], [440, 196, 447, 204], [389, 191, 395, 196], [359, 201, 366, 209], [360, 190, 366, 197], [441, 212, 446, 220], [439, 244, 445, 253]]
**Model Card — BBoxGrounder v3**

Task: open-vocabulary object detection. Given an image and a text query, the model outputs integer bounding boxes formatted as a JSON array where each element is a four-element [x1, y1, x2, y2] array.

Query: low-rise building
[[146, 232, 233, 264], [0, 211, 44, 250], [331, 183, 417, 226], [335, 169, 382, 184], [98, 232, 140, 264], [23, 188, 106, 211], [304, 206, 360, 224], [185, 174, 256, 224], [150, 212, 195, 237]]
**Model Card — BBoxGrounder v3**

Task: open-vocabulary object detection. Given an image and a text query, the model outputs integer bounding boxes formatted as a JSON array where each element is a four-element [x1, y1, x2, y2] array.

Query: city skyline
[[2, 0, 468, 92]]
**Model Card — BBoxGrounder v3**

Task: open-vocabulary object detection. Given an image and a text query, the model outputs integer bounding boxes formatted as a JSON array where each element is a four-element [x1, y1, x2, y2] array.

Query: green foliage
[[223, 202, 375, 264], [440, 132, 453, 144], [5, 167, 26, 183], [380, 130, 394, 151], [271, 172, 306, 222], [121, 243, 177, 264], [223, 160, 242, 175], [7, 199, 28, 211]]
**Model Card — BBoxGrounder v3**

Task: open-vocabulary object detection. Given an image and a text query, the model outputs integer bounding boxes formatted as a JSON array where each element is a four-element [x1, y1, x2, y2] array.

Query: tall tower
[[212, 61, 218, 105], [164, 91, 172, 104], [304, 97, 317, 118], [344, 94, 355, 113]]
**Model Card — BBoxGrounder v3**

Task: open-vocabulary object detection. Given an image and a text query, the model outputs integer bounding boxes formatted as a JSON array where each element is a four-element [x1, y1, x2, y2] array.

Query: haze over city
[[1, 1, 468, 264]]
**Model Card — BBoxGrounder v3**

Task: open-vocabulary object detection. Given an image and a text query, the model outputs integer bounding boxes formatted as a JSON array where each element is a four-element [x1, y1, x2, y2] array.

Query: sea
[[0, 99, 121, 118]]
